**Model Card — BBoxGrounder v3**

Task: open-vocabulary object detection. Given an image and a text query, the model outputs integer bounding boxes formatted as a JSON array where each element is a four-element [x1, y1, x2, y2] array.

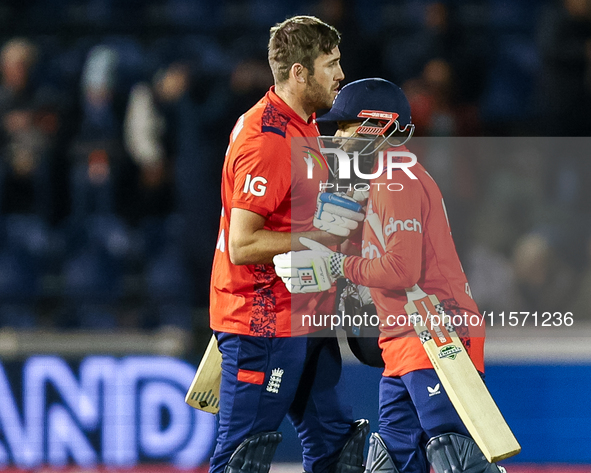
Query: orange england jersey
[[343, 151, 484, 377], [210, 87, 334, 337]]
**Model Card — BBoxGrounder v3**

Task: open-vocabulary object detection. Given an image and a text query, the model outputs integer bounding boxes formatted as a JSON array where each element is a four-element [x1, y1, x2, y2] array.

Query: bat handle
[[405, 284, 428, 302]]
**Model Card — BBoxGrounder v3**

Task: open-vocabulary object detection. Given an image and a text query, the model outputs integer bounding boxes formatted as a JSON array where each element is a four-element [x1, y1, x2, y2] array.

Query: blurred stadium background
[[0, 0, 590, 470]]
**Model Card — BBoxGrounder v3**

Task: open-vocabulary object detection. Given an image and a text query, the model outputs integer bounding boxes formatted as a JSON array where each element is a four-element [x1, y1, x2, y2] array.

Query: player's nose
[[335, 64, 345, 82]]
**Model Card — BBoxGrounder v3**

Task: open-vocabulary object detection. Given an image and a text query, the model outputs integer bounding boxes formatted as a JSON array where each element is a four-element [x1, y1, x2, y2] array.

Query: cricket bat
[[185, 334, 222, 414], [366, 213, 520, 462], [404, 286, 521, 462]]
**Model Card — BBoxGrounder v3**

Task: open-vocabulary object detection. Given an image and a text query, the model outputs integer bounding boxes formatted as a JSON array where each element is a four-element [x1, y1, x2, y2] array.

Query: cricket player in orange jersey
[[209, 17, 368, 473], [275, 78, 506, 473]]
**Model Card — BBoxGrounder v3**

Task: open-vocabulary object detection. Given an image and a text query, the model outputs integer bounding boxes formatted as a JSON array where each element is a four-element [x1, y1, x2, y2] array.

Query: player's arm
[[229, 208, 344, 265], [344, 179, 423, 290], [343, 232, 422, 289]]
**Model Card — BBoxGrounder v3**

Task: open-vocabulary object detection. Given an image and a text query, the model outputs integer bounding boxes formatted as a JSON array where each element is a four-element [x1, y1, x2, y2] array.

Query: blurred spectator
[[403, 58, 482, 136], [0, 38, 62, 220], [512, 232, 579, 314], [534, 0, 591, 135], [125, 61, 222, 306], [67, 45, 123, 224], [123, 66, 177, 221]]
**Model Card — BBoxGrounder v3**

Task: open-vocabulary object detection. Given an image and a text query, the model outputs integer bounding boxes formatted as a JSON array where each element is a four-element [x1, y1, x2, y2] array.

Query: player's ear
[[291, 63, 307, 83]]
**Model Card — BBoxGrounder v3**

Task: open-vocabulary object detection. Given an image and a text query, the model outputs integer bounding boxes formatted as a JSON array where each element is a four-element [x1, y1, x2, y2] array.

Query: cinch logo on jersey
[[315, 147, 418, 181], [243, 174, 267, 196], [362, 240, 382, 259], [384, 217, 422, 236]]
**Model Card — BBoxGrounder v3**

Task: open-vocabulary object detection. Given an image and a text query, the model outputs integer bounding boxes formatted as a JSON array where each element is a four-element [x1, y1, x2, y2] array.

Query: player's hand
[[314, 192, 365, 237], [273, 237, 347, 293]]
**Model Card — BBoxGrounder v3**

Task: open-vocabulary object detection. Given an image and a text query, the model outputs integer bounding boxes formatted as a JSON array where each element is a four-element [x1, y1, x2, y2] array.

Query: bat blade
[[405, 291, 521, 463], [185, 334, 222, 414]]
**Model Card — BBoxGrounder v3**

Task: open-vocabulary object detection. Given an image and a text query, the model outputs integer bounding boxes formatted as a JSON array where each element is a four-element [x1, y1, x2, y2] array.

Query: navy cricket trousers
[[209, 332, 354, 473], [379, 369, 471, 473]]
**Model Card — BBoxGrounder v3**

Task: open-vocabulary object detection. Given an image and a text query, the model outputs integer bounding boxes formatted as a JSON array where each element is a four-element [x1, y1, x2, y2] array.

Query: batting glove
[[273, 237, 347, 293], [314, 192, 365, 237]]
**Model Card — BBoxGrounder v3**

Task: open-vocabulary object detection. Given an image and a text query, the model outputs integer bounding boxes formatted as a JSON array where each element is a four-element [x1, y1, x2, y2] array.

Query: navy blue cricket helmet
[[317, 77, 412, 128]]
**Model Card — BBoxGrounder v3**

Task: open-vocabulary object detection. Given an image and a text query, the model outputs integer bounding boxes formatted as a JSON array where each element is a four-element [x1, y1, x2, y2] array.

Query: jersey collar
[[267, 86, 317, 126]]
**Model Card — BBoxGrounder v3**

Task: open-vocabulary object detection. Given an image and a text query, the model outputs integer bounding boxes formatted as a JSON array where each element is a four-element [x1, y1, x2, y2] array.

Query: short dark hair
[[268, 16, 341, 83]]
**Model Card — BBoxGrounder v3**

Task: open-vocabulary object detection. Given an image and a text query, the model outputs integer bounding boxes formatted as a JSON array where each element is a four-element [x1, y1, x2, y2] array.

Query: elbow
[[229, 252, 240, 266], [397, 266, 421, 289], [378, 253, 422, 289], [229, 237, 254, 265], [229, 250, 247, 266], [229, 243, 247, 265]]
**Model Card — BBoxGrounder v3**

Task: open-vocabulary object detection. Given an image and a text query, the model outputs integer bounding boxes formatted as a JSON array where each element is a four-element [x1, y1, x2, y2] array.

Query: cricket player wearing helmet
[[274, 78, 506, 473], [208, 16, 368, 473]]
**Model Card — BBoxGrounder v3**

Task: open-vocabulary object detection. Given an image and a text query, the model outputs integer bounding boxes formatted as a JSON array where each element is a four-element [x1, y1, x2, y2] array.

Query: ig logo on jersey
[[243, 174, 267, 196]]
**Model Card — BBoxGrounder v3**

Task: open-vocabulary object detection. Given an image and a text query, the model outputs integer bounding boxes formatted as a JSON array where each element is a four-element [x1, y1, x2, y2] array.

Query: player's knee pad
[[224, 431, 282, 473], [426, 433, 506, 473], [364, 432, 400, 473], [332, 419, 371, 473]]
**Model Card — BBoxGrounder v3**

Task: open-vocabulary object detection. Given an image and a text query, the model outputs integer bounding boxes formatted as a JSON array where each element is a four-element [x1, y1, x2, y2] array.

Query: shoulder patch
[[262, 103, 290, 137]]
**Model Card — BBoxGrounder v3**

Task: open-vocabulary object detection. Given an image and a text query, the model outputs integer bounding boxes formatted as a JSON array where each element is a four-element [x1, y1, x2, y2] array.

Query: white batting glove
[[273, 237, 347, 293], [314, 192, 365, 237]]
